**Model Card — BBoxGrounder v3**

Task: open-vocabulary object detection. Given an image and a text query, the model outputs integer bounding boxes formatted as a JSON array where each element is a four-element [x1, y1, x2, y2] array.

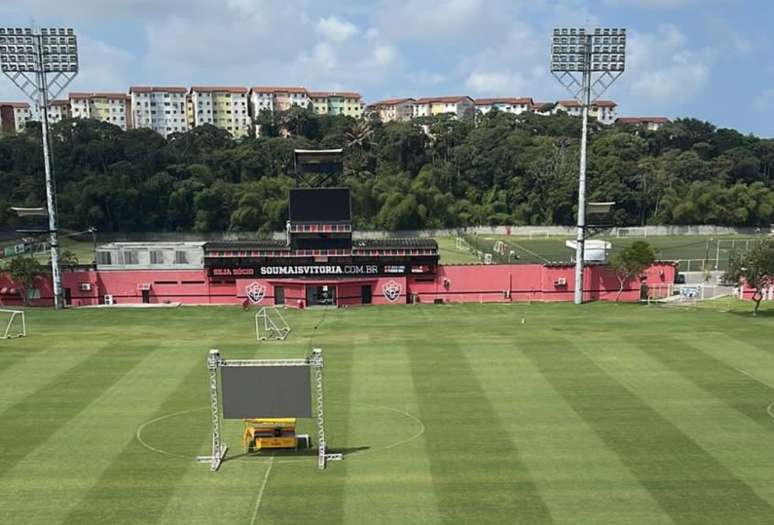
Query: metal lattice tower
[[550, 27, 626, 304], [1, 27, 79, 309]]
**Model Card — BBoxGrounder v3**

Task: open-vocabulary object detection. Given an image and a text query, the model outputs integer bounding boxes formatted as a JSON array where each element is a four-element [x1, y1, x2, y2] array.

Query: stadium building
[[0, 150, 676, 307]]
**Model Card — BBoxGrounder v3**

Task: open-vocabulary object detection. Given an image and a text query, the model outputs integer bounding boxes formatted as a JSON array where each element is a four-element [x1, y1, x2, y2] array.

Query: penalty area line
[[250, 454, 275, 525], [734, 367, 774, 390]]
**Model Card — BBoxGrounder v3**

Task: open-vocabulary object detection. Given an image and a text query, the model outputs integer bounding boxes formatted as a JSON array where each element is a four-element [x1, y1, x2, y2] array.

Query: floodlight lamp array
[[550, 27, 626, 72], [0, 27, 78, 73]]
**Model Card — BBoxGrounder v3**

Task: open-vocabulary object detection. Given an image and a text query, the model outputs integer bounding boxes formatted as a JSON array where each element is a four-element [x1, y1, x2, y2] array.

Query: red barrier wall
[[0, 262, 676, 308]]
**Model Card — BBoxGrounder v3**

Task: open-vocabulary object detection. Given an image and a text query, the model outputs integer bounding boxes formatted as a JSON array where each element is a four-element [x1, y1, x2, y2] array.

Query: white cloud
[[317, 16, 358, 43], [69, 36, 137, 93], [409, 71, 448, 87], [368, 45, 397, 67], [374, 0, 497, 45], [308, 42, 338, 71], [604, 0, 703, 8], [465, 71, 528, 95], [626, 25, 714, 106]]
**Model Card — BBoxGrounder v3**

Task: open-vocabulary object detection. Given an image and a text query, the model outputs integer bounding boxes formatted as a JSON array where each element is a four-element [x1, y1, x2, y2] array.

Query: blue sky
[[1, 0, 772, 137]]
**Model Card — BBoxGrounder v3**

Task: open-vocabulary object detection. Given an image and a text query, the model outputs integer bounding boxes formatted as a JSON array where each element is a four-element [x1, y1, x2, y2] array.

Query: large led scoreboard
[[203, 187, 439, 282]]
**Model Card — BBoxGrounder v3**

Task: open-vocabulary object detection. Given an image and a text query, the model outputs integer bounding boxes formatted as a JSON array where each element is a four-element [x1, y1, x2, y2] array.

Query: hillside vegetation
[[1, 107, 773, 233]]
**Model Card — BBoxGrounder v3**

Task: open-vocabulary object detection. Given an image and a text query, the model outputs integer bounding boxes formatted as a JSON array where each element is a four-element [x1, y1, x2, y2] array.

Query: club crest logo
[[246, 282, 266, 304], [382, 280, 402, 303]]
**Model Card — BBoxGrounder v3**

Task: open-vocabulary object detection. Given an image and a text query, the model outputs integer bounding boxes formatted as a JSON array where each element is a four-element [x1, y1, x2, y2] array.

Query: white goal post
[[0, 309, 26, 339], [255, 306, 291, 341]]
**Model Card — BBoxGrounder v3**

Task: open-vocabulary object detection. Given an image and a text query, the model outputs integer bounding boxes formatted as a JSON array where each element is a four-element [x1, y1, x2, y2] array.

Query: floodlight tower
[[0, 27, 79, 309], [550, 27, 626, 304]]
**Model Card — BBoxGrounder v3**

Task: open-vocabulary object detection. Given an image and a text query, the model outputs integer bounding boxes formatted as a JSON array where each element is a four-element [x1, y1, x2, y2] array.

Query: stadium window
[[26, 287, 41, 300], [96, 251, 112, 265], [122, 250, 139, 265], [174, 251, 189, 264], [150, 250, 164, 264]]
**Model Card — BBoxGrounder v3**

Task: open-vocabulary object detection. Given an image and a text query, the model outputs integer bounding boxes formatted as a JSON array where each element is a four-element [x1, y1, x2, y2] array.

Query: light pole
[[550, 27, 626, 304], [0, 27, 79, 309]]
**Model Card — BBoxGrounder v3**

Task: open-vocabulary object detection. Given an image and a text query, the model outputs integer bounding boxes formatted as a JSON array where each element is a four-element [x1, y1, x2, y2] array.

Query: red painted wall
[[0, 262, 676, 308]]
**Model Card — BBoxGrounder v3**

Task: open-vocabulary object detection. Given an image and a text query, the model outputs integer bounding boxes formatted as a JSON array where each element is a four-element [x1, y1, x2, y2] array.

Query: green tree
[[610, 241, 656, 301], [7, 255, 45, 305], [723, 240, 774, 315], [57, 250, 79, 269]]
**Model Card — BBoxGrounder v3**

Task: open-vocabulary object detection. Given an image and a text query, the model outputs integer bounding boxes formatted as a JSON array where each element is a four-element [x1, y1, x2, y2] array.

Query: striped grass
[[1, 301, 773, 524]]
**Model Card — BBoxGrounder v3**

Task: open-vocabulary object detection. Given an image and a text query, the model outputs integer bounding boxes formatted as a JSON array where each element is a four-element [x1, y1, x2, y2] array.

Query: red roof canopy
[[130, 86, 187, 94], [190, 86, 248, 94]]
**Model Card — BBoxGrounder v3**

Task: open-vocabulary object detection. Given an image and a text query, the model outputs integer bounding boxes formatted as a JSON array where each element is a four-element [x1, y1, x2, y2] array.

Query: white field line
[[734, 367, 774, 390], [250, 455, 274, 525], [504, 240, 551, 264], [135, 407, 208, 459], [734, 367, 774, 421]]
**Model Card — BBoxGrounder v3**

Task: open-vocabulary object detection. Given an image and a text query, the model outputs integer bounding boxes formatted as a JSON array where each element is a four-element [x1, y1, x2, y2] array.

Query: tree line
[[1, 106, 773, 234]]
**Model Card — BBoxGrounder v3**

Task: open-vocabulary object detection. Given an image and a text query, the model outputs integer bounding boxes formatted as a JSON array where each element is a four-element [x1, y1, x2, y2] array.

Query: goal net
[[255, 306, 291, 341], [0, 309, 26, 339], [645, 284, 734, 311]]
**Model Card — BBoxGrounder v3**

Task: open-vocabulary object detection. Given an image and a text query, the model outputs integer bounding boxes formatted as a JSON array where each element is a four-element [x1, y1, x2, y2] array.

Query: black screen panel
[[289, 188, 351, 222], [220, 366, 312, 419]]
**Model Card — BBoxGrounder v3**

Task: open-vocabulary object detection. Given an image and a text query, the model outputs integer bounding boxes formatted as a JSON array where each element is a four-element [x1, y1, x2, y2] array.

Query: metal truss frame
[[201, 348, 342, 471], [551, 69, 624, 105]]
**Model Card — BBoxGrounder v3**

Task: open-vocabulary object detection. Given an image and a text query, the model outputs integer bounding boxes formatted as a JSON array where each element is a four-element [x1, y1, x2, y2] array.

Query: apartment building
[[555, 99, 617, 125], [474, 97, 534, 115], [251, 86, 310, 115], [190, 86, 250, 138], [130, 86, 188, 137], [616, 117, 670, 131], [47, 99, 70, 123], [0, 102, 31, 134], [413, 96, 475, 118], [532, 102, 553, 116], [309, 91, 364, 117], [69, 92, 131, 130], [366, 98, 415, 122], [185, 93, 195, 130]]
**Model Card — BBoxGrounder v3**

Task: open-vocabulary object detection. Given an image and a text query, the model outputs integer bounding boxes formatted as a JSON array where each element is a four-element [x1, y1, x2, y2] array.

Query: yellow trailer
[[242, 418, 299, 452]]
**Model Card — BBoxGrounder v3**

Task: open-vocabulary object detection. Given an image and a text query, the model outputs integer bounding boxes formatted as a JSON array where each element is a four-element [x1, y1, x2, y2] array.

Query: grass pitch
[[2, 302, 774, 524]]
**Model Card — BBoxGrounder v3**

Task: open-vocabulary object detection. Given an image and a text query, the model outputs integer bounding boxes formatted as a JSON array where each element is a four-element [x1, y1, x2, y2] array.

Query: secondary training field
[[1, 302, 774, 524]]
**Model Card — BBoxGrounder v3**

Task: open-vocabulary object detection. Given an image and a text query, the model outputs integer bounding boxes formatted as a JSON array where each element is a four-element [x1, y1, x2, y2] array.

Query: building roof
[[354, 238, 438, 250], [308, 91, 362, 99], [190, 86, 249, 94], [129, 86, 188, 94], [556, 99, 617, 109], [556, 100, 581, 108], [474, 97, 534, 106], [367, 97, 415, 108], [203, 240, 291, 251], [49, 99, 70, 107], [617, 117, 671, 125], [0, 101, 30, 108], [70, 92, 130, 100], [414, 96, 474, 104], [98, 241, 206, 249], [252, 86, 308, 94]]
